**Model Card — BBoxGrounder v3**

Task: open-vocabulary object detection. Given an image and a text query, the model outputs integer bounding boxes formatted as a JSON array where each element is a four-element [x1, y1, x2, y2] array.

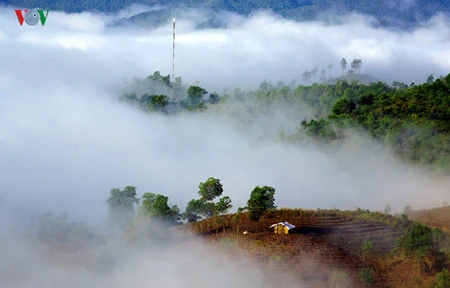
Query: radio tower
[[172, 18, 176, 82]]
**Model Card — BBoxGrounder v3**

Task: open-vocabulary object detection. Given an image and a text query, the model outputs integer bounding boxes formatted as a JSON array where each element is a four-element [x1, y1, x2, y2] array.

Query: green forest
[[120, 71, 450, 175]]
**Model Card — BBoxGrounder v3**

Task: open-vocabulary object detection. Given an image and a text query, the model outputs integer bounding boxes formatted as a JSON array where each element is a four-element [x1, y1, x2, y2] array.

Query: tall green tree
[[106, 186, 140, 229], [186, 85, 207, 105], [246, 185, 276, 221], [147, 94, 169, 112], [340, 58, 347, 76], [182, 177, 232, 222], [139, 192, 180, 224], [198, 177, 223, 201], [351, 59, 362, 74], [215, 196, 232, 215], [183, 199, 204, 222]]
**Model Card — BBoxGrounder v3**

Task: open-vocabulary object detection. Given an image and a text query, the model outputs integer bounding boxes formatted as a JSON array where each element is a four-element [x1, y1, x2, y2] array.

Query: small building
[[269, 222, 296, 235]]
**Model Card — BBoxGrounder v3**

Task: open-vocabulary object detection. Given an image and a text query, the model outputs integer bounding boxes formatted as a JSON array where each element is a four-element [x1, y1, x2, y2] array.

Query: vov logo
[[15, 9, 49, 26]]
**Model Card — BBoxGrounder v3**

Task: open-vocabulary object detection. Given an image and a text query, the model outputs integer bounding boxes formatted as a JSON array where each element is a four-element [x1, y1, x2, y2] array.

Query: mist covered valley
[[1, 2, 450, 288]]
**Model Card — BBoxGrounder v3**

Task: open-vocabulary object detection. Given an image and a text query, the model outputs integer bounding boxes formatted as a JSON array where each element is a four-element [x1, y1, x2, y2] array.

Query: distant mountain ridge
[[3, 0, 450, 29]]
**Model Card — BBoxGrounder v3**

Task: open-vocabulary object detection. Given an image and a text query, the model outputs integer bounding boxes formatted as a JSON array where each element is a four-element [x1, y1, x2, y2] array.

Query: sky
[[0, 4, 449, 223]]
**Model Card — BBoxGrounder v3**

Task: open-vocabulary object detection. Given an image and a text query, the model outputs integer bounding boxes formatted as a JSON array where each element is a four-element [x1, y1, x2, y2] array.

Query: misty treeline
[[121, 70, 450, 174], [120, 71, 220, 113], [106, 178, 276, 234], [19, 179, 276, 247], [301, 58, 362, 85], [26, 212, 101, 247]]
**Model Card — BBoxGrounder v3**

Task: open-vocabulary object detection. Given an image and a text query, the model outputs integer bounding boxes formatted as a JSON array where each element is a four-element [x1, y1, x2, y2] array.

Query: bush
[[220, 237, 234, 251], [394, 223, 436, 258], [331, 270, 348, 286], [361, 241, 373, 261], [360, 267, 374, 286], [433, 269, 450, 288]]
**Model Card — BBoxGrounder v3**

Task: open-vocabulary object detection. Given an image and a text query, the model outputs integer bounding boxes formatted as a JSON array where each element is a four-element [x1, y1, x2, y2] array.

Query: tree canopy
[[246, 185, 276, 221], [139, 192, 180, 224], [120, 70, 450, 175], [106, 186, 140, 229], [182, 177, 232, 222]]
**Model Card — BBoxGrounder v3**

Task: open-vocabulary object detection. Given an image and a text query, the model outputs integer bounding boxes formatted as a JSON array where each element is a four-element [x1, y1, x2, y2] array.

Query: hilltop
[[9, 206, 450, 288], [180, 208, 450, 287]]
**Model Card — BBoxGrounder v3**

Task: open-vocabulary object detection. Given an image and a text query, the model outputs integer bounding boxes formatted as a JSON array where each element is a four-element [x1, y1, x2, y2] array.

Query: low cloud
[[1, 5, 449, 220], [1, 5, 449, 288]]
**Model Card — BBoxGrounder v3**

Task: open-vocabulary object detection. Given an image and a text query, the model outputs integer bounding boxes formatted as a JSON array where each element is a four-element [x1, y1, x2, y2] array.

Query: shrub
[[394, 223, 436, 259], [361, 241, 373, 261], [433, 269, 450, 288], [360, 267, 374, 286], [331, 270, 348, 286], [220, 237, 234, 251]]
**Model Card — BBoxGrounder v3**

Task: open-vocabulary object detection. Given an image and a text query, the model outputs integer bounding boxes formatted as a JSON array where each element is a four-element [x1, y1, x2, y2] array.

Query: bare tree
[[302, 70, 312, 84], [340, 58, 347, 76], [327, 64, 333, 78], [311, 66, 318, 83], [351, 59, 362, 74], [320, 69, 327, 83]]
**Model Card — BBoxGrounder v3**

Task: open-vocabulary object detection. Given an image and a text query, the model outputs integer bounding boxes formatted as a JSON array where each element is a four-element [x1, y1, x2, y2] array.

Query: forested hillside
[[121, 71, 450, 174], [4, 0, 450, 29], [297, 76, 450, 173]]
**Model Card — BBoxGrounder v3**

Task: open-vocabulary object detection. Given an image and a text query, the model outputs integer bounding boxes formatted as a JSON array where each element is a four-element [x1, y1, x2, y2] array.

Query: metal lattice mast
[[172, 18, 176, 82]]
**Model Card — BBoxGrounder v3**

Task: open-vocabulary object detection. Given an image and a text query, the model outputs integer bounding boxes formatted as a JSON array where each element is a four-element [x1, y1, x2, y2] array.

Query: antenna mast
[[172, 18, 176, 82]]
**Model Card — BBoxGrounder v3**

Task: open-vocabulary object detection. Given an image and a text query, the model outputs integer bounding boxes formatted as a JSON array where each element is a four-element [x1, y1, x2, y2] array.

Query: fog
[[1, 5, 449, 217], [0, 5, 449, 287], [1, 6, 450, 91]]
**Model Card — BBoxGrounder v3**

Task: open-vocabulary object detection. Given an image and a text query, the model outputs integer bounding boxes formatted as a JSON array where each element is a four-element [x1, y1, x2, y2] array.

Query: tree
[[148, 71, 171, 86], [186, 85, 207, 105], [246, 185, 276, 221], [208, 93, 220, 104], [232, 207, 245, 235], [427, 74, 435, 84], [340, 58, 347, 76], [198, 177, 223, 201], [140, 192, 156, 213], [311, 66, 318, 83], [320, 69, 327, 83], [139, 192, 180, 224], [384, 204, 391, 214], [183, 199, 204, 222], [351, 59, 362, 74], [331, 96, 356, 116], [147, 94, 169, 112], [302, 70, 312, 84], [214, 196, 232, 234], [403, 205, 412, 215], [327, 63, 333, 78], [215, 196, 232, 215], [151, 194, 180, 223], [106, 186, 140, 229], [182, 177, 232, 224]]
